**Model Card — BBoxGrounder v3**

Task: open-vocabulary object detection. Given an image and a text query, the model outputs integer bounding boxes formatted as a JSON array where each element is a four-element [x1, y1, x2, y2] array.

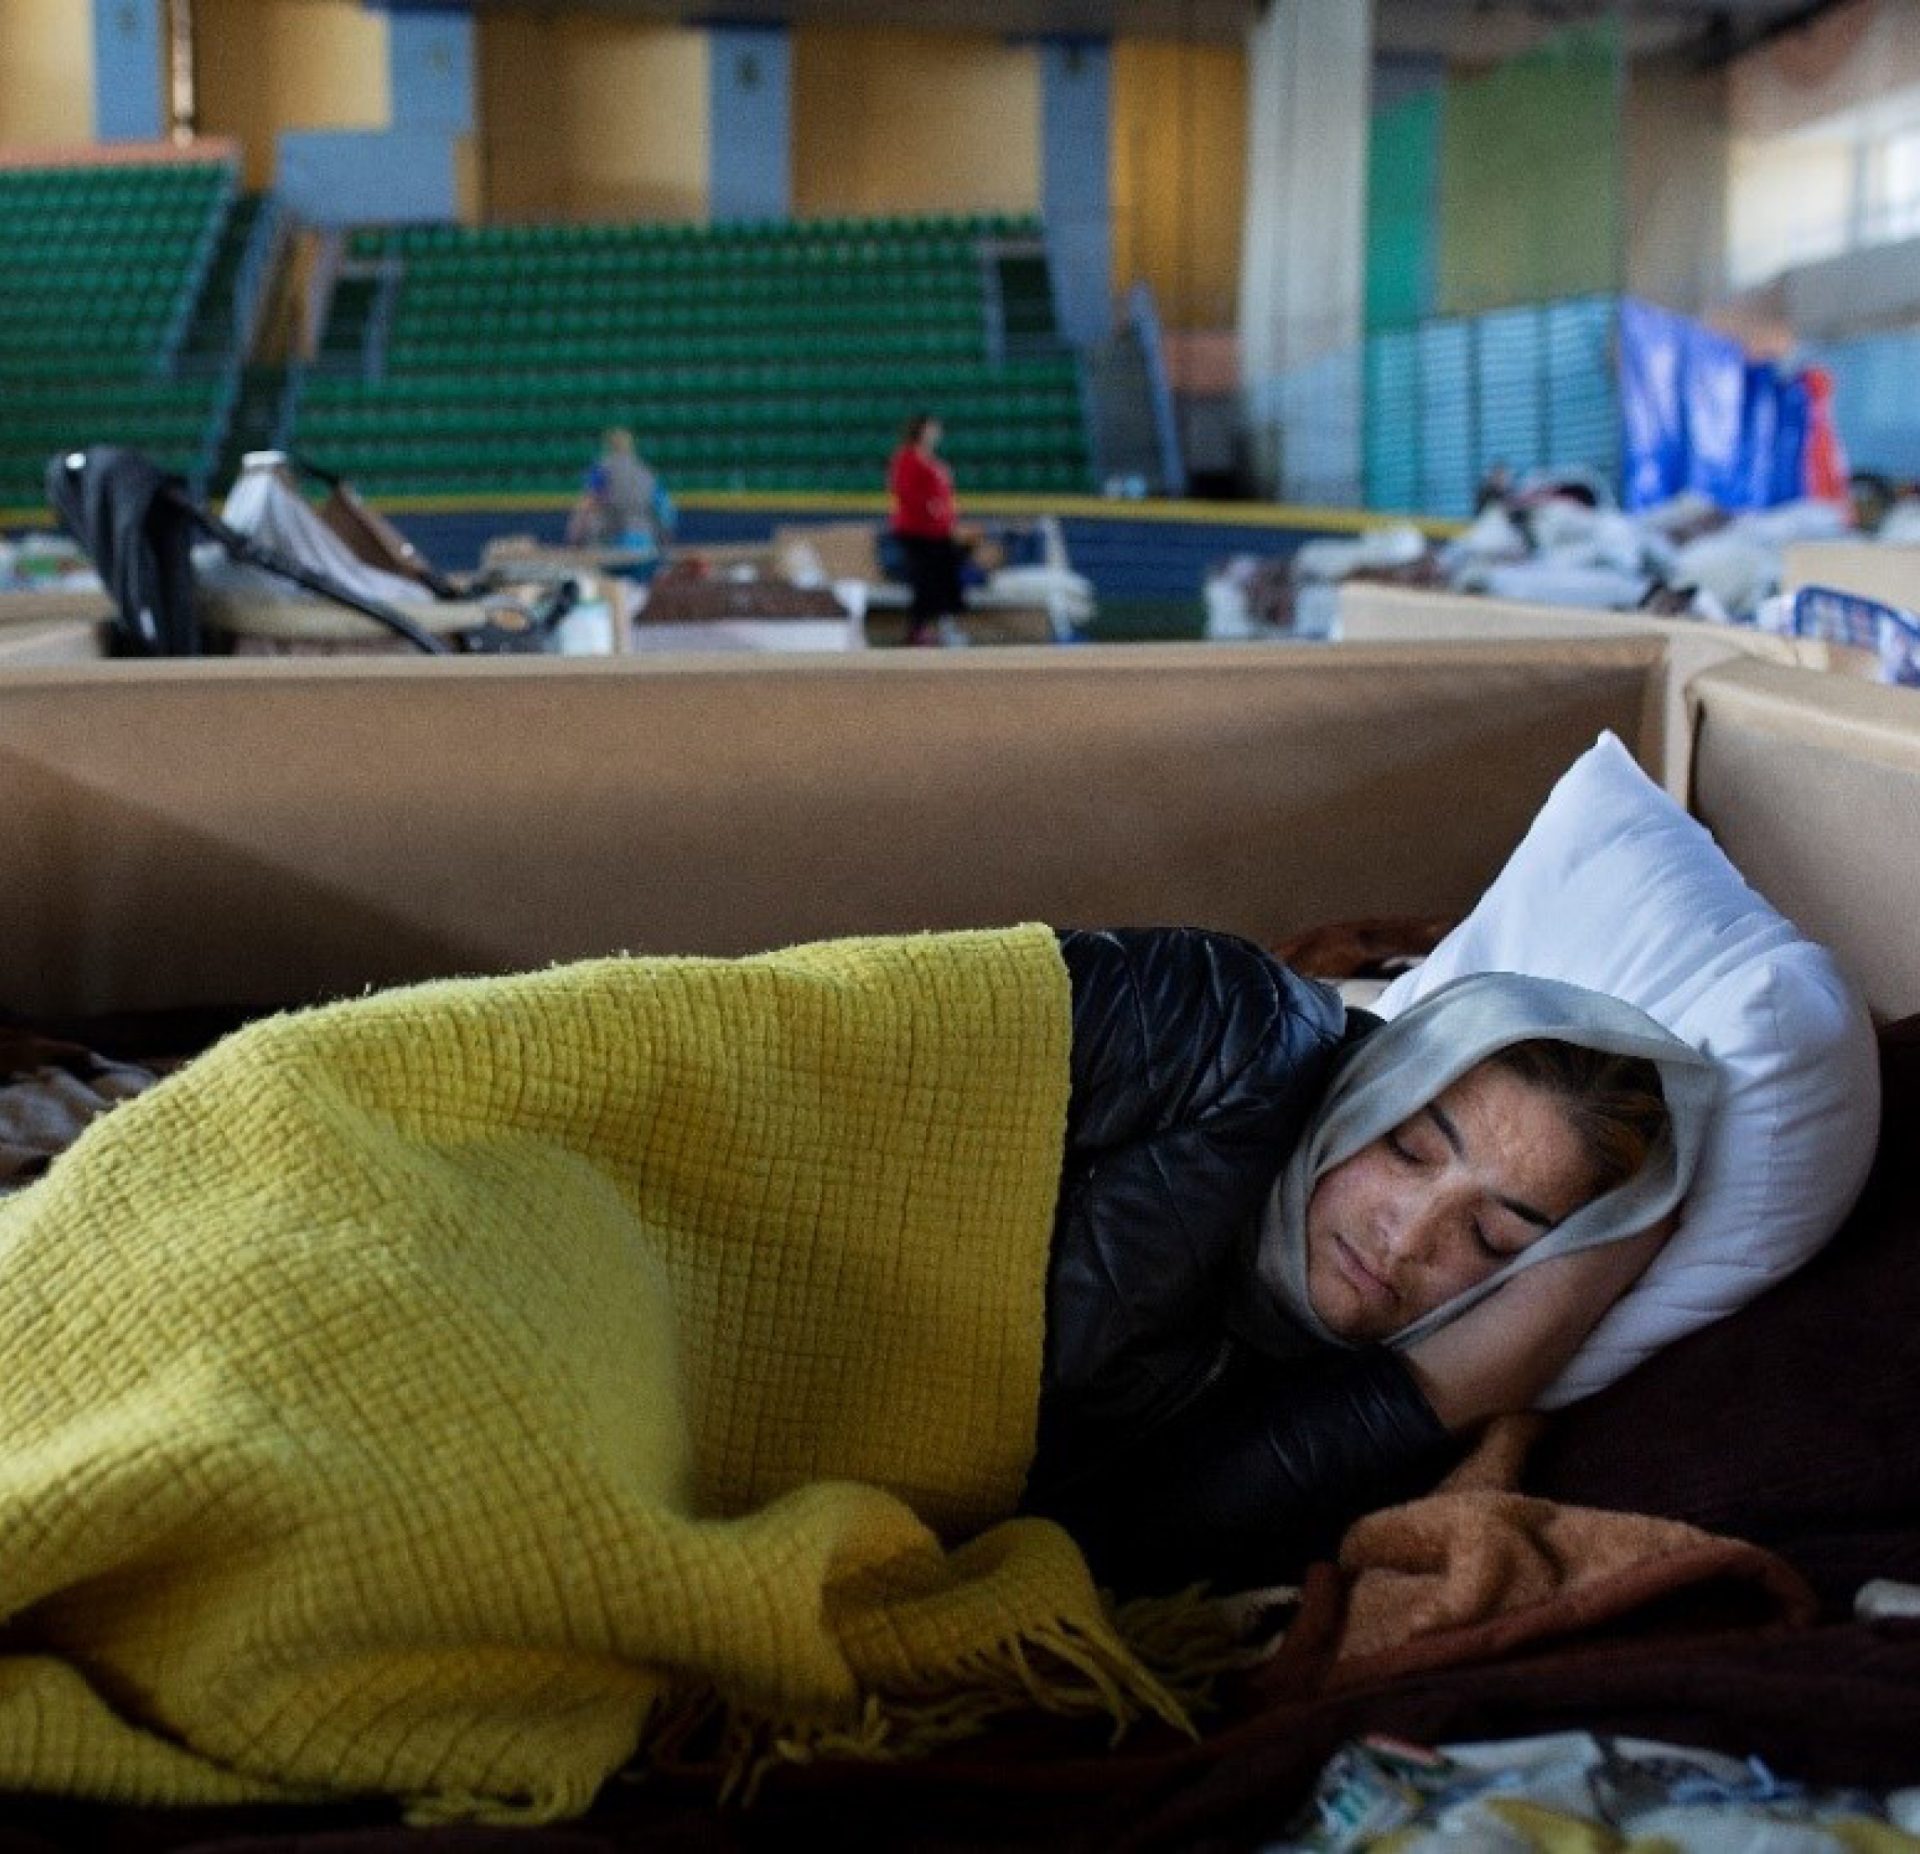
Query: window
[[1726, 135, 1853, 288], [1871, 122, 1920, 244]]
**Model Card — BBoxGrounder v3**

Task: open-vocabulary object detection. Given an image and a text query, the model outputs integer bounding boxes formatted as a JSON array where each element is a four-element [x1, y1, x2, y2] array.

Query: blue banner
[[1619, 297, 1811, 511], [1619, 299, 1687, 511]]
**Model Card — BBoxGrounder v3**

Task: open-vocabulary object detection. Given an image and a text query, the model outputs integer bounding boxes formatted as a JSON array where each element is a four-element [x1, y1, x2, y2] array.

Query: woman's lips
[[1334, 1235, 1396, 1305]]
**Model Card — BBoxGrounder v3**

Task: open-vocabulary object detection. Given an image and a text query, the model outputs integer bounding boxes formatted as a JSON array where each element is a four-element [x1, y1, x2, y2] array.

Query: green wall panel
[[1366, 88, 1440, 332], [1436, 19, 1622, 317]]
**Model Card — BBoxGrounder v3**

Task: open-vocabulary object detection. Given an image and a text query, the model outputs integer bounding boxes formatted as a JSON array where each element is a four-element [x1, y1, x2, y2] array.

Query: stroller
[[46, 449, 572, 657]]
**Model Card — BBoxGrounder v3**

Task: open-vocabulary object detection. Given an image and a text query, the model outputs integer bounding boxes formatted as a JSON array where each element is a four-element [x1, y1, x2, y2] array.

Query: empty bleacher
[[0, 159, 239, 509], [289, 213, 1092, 497]]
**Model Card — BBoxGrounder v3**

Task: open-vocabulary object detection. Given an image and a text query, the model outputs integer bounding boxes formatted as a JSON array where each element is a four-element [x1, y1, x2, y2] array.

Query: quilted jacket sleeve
[[1038, 927, 1355, 1432], [1026, 927, 1454, 1594], [1027, 1342, 1456, 1595]]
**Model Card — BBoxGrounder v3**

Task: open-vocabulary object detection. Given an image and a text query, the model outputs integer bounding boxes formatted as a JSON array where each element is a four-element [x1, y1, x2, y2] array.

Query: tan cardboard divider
[[0, 640, 1659, 1018], [1782, 540, 1920, 612], [1338, 583, 1873, 795], [1689, 658, 1920, 1024]]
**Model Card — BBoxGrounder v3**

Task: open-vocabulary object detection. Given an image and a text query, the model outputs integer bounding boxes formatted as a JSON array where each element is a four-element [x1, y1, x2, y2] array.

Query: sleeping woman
[[0, 917, 1723, 1816], [1021, 926, 1715, 1595]]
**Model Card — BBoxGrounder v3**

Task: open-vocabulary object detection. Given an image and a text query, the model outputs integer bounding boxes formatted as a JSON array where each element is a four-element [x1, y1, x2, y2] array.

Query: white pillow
[[1373, 731, 1880, 1407]]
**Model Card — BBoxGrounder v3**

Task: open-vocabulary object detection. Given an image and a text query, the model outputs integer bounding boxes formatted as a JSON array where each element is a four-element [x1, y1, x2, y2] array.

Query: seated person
[[566, 428, 676, 558]]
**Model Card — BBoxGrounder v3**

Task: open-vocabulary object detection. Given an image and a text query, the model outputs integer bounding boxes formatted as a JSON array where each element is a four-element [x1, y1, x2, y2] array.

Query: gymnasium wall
[[0, 0, 92, 146], [1110, 38, 1247, 330], [476, 10, 708, 222], [1, 4, 1257, 343], [1436, 18, 1623, 316], [196, 0, 390, 191], [790, 25, 1039, 218], [1625, 51, 1728, 315]]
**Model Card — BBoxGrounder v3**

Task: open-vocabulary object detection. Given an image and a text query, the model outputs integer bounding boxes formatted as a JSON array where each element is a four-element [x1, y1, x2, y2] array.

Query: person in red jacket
[[887, 413, 972, 646]]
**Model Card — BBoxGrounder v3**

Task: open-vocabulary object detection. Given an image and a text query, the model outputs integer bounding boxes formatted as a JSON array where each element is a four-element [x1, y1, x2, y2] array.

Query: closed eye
[[1474, 1213, 1534, 1261]]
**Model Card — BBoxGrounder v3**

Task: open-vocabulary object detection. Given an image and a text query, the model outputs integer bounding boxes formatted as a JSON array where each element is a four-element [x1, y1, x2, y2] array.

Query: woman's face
[[1304, 1061, 1597, 1341]]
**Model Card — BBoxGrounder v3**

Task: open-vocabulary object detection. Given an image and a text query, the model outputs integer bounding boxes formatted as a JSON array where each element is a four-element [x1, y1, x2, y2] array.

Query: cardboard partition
[[1782, 541, 1920, 613], [0, 639, 1661, 1019], [771, 522, 882, 582], [1338, 583, 1872, 794], [1689, 658, 1920, 1024]]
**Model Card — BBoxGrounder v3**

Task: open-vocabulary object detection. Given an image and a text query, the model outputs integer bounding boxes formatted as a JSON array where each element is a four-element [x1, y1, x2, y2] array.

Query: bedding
[[0, 931, 1190, 1822], [0, 951, 1910, 1852], [1525, 1013, 1920, 1606], [0, 1028, 169, 1194], [1278, 1730, 1920, 1850]]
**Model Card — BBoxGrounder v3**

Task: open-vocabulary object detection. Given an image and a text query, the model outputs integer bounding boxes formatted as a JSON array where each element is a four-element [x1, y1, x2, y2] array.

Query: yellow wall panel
[[477, 9, 708, 222], [196, 0, 390, 190], [792, 26, 1038, 217], [1110, 38, 1246, 330], [0, 0, 93, 147]]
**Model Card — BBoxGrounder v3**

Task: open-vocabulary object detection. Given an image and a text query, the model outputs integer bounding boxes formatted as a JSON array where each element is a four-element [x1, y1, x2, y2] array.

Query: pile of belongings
[[195, 454, 572, 654], [641, 565, 850, 623], [1275, 1730, 1920, 1852], [1204, 469, 1920, 641], [0, 532, 100, 595]]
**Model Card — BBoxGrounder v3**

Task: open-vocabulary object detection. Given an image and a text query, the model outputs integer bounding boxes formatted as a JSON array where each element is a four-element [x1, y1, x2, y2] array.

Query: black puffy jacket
[[1021, 927, 1456, 1596]]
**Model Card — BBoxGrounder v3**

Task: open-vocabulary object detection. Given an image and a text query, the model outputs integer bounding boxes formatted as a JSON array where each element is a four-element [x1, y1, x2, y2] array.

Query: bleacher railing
[[1125, 282, 1186, 498]]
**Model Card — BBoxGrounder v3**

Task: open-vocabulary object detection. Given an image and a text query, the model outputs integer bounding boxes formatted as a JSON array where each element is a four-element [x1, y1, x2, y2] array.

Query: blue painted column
[[708, 23, 791, 224], [278, 3, 476, 225], [92, 0, 167, 142], [387, 6, 476, 137], [1039, 38, 1112, 348]]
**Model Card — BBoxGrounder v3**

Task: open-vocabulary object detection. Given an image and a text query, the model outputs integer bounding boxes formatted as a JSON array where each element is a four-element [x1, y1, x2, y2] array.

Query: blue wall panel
[[1817, 328, 1920, 480], [1359, 295, 1619, 515], [92, 0, 166, 142], [386, 8, 475, 133], [708, 24, 791, 223], [1039, 39, 1112, 349], [281, 7, 472, 226], [278, 128, 461, 224]]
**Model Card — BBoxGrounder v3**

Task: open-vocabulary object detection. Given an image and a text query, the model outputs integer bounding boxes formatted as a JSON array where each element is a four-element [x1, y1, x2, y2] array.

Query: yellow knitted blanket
[[0, 925, 1185, 1823]]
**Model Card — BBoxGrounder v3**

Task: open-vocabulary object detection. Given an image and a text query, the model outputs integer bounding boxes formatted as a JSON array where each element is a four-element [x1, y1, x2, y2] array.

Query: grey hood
[[1252, 971, 1720, 1350]]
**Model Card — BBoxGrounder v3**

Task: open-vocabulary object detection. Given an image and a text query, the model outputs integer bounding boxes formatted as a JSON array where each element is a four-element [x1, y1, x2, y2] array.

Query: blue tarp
[[1619, 297, 1811, 512], [1619, 300, 1686, 510]]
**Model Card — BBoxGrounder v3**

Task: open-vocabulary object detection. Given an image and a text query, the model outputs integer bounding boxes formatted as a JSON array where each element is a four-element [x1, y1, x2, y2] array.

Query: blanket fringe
[[630, 1589, 1264, 1805]]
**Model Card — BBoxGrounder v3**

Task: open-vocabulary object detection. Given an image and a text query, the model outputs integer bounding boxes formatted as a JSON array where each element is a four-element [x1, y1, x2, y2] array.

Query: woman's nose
[[1379, 1192, 1441, 1265]]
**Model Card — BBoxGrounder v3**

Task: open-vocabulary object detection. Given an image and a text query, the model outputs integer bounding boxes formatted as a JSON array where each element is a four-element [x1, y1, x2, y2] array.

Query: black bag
[[44, 447, 200, 657]]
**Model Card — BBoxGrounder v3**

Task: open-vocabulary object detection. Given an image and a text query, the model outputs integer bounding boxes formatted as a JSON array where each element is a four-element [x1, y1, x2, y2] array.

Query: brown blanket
[[1308, 1417, 1817, 1693]]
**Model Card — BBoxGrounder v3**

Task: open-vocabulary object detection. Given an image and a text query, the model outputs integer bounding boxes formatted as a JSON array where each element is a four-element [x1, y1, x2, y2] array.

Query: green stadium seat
[[270, 208, 1092, 501]]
